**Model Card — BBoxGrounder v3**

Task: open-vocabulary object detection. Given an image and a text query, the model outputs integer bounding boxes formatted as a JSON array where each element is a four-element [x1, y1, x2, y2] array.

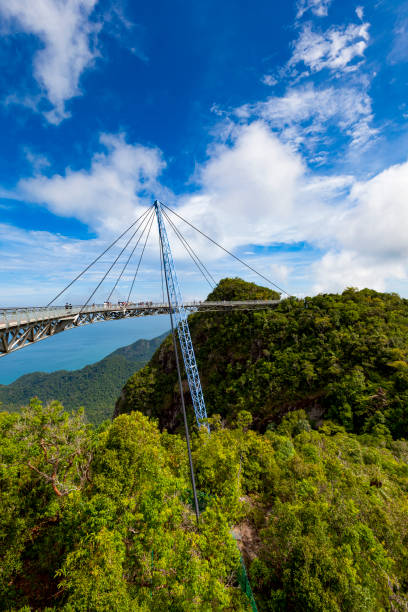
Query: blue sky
[[1, 0, 408, 305]]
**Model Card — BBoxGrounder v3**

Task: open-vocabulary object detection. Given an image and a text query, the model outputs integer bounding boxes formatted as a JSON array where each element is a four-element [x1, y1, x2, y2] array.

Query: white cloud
[[174, 123, 408, 296], [0, 3, 405, 303], [101, 2, 148, 62], [389, 17, 408, 64], [313, 250, 406, 293], [261, 74, 278, 87], [296, 0, 332, 19], [179, 122, 305, 250], [14, 133, 166, 233], [289, 21, 370, 74], [4, 122, 344, 297], [0, 223, 93, 304], [251, 12, 374, 161], [313, 159, 408, 292], [356, 6, 364, 21], [237, 83, 377, 154], [0, 219, 174, 305], [338, 160, 408, 259], [23, 148, 50, 172], [4, 120, 389, 299], [176, 121, 337, 257], [0, 0, 99, 123], [3, 120, 408, 301], [270, 263, 291, 282], [157, 121, 356, 296]]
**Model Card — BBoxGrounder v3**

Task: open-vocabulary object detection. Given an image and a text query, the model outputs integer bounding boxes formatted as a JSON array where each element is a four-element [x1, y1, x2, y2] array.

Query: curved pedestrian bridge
[[0, 300, 280, 356]]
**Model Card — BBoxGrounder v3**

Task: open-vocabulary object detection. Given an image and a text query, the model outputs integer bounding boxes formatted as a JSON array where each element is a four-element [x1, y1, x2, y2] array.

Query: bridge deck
[[0, 300, 280, 356]]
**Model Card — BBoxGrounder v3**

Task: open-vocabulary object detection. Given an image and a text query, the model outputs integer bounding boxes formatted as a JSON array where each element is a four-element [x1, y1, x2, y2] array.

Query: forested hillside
[[116, 278, 408, 439], [0, 333, 167, 424], [1, 402, 408, 610], [3, 278, 408, 610]]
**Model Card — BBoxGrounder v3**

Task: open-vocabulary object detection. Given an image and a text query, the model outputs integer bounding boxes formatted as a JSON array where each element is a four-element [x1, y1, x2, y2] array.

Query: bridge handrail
[[0, 299, 281, 328], [0, 299, 280, 312]]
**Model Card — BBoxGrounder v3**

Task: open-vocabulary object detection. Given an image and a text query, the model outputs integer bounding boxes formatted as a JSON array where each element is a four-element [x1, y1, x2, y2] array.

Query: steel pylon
[[154, 200, 208, 427]]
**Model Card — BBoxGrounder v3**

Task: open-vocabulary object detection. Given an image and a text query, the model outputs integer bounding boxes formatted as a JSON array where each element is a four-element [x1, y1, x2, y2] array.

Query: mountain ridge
[[115, 278, 408, 439], [0, 332, 168, 424]]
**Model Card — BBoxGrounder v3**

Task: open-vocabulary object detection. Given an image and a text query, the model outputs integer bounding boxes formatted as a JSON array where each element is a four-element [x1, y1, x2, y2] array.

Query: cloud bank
[[1, 1, 407, 301], [0, 0, 99, 123], [15, 134, 165, 233]]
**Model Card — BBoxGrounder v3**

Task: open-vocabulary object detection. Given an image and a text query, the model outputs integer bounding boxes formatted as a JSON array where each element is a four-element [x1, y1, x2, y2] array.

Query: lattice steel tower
[[154, 200, 208, 427]]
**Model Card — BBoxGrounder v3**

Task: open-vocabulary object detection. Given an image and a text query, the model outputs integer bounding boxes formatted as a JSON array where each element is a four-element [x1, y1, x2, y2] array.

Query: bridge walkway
[[0, 300, 280, 356]]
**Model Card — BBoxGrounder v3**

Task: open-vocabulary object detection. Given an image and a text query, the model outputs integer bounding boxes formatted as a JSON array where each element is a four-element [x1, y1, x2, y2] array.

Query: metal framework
[[154, 200, 210, 426], [0, 300, 279, 357]]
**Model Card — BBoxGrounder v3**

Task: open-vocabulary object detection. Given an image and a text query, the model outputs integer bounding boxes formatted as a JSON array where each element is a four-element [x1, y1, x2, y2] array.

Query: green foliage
[[0, 334, 167, 425], [0, 403, 247, 610], [2, 402, 408, 610], [117, 282, 408, 438], [57, 528, 133, 611], [249, 414, 408, 611], [4, 279, 408, 610], [206, 277, 280, 302]]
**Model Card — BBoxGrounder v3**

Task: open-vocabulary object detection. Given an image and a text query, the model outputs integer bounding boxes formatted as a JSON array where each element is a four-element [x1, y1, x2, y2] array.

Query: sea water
[[0, 315, 170, 384]]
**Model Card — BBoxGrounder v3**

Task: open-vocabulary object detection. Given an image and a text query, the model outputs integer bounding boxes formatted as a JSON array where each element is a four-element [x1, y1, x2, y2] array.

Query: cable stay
[[47, 207, 153, 307], [127, 211, 156, 303], [162, 202, 292, 297], [80, 206, 155, 312], [162, 209, 216, 290], [107, 207, 155, 303]]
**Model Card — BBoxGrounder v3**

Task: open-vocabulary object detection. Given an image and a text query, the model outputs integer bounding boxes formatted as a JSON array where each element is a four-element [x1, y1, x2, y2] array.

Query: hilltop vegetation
[[116, 278, 408, 439], [3, 278, 408, 610], [0, 334, 167, 425], [1, 402, 408, 610], [207, 277, 280, 301], [0, 401, 247, 610]]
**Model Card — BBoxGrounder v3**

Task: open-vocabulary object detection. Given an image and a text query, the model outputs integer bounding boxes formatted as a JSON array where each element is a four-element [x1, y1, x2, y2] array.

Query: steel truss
[[0, 300, 279, 357]]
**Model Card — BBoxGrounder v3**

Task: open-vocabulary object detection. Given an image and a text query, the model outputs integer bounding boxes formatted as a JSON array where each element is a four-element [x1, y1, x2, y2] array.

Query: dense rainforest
[[0, 334, 167, 425], [116, 278, 408, 439], [2, 402, 408, 610], [2, 278, 408, 610]]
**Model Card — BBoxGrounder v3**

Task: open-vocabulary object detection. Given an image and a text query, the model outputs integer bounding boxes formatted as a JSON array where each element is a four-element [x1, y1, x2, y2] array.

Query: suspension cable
[[47, 207, 152, 307], [106, 208, 155, 302], [126, 210, 155, 303], [162, 209, 216, 285], [162, 203, 291, 297], [81, 205, 154, 311], [162, 209, 216, 289]]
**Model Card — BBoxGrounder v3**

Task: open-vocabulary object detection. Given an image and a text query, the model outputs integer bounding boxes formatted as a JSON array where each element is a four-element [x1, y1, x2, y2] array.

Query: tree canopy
[[3, 279, 408, 610], [116, 281, 408, 439], [2, 402, 408, 610]]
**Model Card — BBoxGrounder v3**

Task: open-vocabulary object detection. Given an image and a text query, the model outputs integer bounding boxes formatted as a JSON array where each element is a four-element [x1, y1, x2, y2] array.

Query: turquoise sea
[[0, 316, 170, 385]]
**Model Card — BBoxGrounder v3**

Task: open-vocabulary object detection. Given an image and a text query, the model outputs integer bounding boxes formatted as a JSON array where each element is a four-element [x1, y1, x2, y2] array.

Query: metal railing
[[0, 300, 280, 329]]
